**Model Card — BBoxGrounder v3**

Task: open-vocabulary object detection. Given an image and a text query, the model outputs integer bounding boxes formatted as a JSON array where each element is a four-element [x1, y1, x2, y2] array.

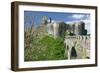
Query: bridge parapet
[[64, 35, 90, 59]]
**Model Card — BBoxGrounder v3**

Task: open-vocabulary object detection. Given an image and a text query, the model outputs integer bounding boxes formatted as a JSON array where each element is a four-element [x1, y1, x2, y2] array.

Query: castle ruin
[[42, 17, 87, 38], [41, 16, 90, 59]]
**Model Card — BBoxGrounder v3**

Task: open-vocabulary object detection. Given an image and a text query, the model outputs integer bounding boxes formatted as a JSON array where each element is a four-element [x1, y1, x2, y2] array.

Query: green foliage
[[39, 35, 66, 60], [24, 31, 66, 61]]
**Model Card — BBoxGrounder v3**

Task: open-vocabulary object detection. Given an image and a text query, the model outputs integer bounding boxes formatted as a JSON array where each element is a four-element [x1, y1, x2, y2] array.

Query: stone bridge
[[64, 36, 90, 59]]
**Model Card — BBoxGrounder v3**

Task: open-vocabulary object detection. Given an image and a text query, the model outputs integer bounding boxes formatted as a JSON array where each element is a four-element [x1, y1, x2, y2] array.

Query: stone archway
[[64, 36, 90, 60], [64, 37, 77, 59], [70, 46, 77, 59]]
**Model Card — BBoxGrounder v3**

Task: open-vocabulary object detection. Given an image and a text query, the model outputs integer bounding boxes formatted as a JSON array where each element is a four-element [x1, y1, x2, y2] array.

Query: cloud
[[71, 14, 85, 19], [69, 14, 90, 20]]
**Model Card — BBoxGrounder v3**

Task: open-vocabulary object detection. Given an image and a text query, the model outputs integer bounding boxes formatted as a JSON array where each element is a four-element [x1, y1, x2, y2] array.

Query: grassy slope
[[24, 27, 66, 61]]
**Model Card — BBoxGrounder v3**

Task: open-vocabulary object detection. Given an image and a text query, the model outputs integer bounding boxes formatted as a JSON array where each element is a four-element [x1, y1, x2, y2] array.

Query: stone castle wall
[[46, 20, 87, 38], [64, 36, 90, 59]]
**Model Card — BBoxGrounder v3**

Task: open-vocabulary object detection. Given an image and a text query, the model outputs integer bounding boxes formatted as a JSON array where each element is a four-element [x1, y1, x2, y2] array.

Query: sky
[[24, 11, 90, 33]]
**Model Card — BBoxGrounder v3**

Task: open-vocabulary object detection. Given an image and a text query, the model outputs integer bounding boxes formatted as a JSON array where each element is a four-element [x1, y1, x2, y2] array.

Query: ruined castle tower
[[46, 17, 66, 38], [74, 21, 87, 35]]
